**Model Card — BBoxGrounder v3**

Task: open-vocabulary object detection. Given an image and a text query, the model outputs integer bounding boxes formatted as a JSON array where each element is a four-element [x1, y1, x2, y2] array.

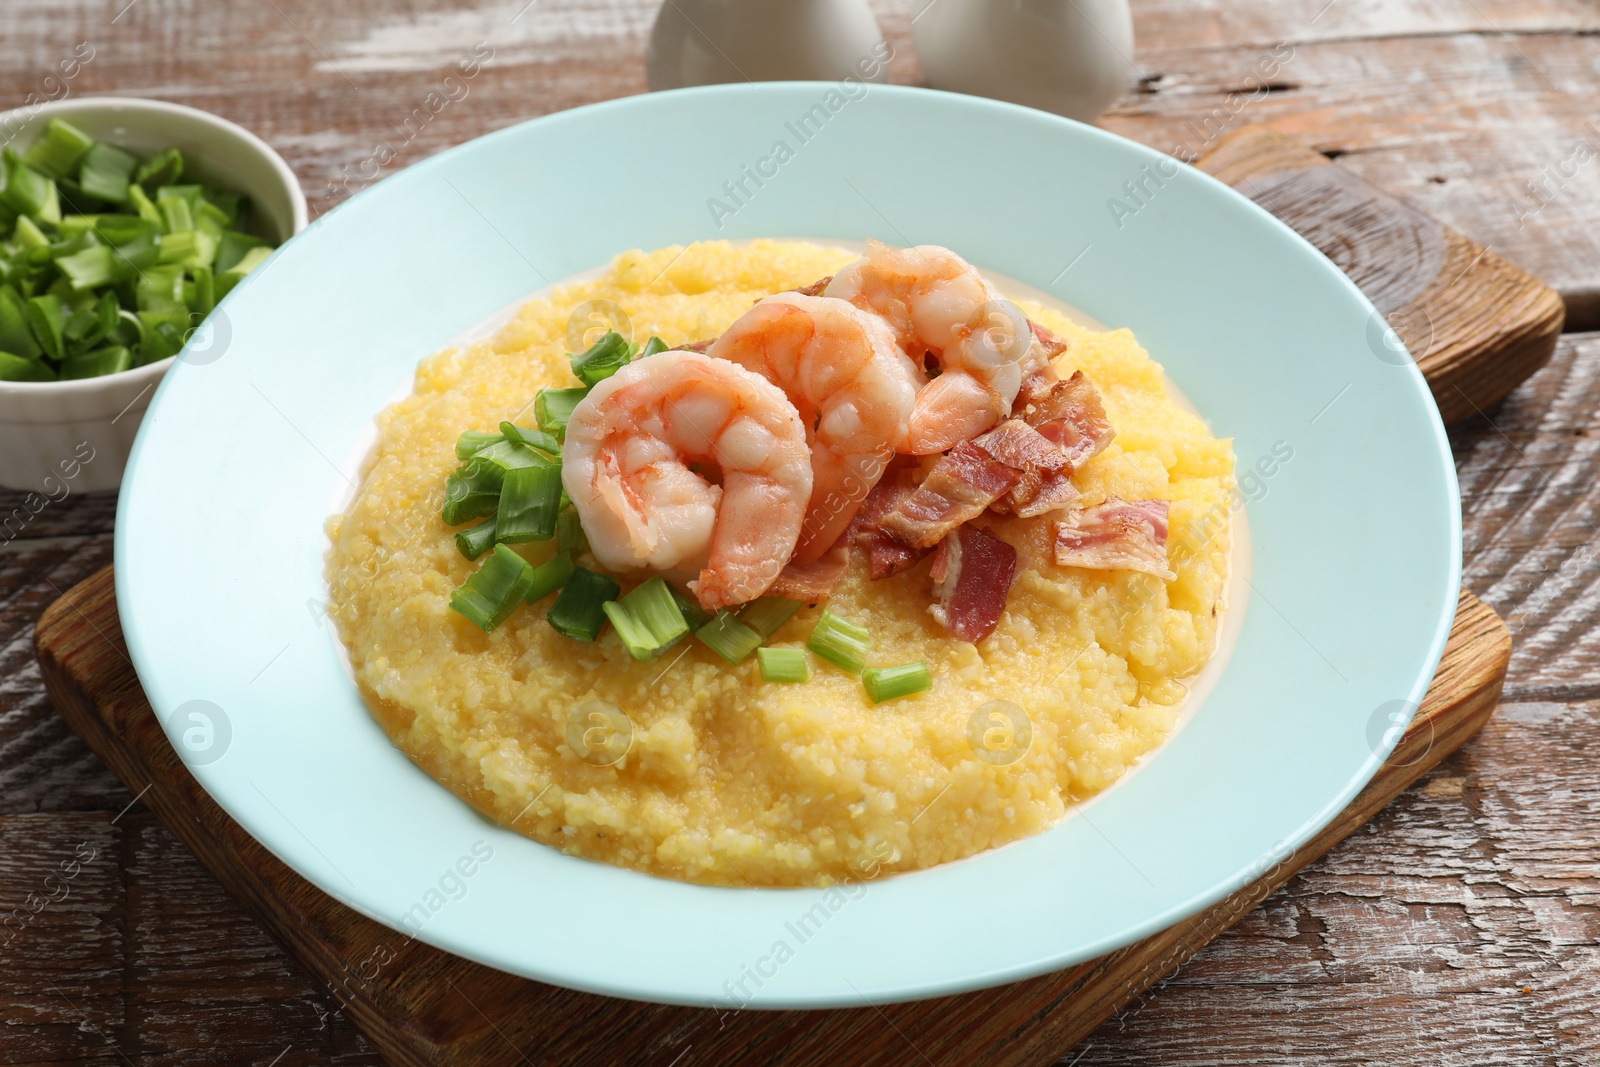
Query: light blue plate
[[116, 84, 1460, 1008]]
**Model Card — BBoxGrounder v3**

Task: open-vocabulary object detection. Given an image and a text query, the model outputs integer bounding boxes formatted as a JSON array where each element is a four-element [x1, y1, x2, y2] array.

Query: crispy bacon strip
[[929, 523, 1018, 643], [975, 418, 1080, 518], [1026, 370, 1113, 471], [876, 443, 1021, 550], [1053, 498, 1174, 580], [973, 419, 1069, 472], [851, 469, 929, 579], [1029, 319, 1069, 360], [1016, 320, 1069, 407], [767, 528, 850, 602], [1010, 470, 1080, 518]]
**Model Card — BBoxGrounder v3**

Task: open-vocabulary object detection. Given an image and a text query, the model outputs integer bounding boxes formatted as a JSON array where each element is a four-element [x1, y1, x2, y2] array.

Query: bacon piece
[[928, 523, 1018, 643], [851, 470, 928, 579], [1053, 498, 1174, 580], [973, 419, 1069, 472], [1003, 469, 1080, 518], [975, 418, 1080, 518], [767, 529, 850, 602], [1016, 320, 1069, 407], [673, 338, 716, 353], [876, 443, 1021, 550], [1029, 319, 1069, 359], [1025, 371, 1113, 471], [790, 275, 833, 297]]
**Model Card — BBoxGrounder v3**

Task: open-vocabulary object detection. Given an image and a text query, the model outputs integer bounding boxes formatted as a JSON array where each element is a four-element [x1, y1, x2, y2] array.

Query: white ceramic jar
[[646, 0, 888, 91], [913, 0, 1134, 122], [0, 97, 307, 493]]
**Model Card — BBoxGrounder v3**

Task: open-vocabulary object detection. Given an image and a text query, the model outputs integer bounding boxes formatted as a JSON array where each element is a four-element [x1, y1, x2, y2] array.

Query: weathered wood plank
[[4, 1, 1597, 323], [1100, 29, 1600, 328], [1452, 334, 1600, 700], [1076, 698, 1600, 1065]]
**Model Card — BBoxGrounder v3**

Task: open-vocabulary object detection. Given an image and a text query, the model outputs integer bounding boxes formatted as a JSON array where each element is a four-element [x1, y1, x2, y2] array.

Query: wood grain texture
[[1195, 125, 1563, 423], [0, 0, 1597, 322], [0, 0, 1597, 1062], [31, 567, 1509, 1067]]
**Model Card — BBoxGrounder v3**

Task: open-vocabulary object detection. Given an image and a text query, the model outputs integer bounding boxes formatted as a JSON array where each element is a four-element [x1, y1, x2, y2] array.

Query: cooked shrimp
[[824, 241, 1046, 454], [561, 350, 813, 612], [708, 293, 925, 564]]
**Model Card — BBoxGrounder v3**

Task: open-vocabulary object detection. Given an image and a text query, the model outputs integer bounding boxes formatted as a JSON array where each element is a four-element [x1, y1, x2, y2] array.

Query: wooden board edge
[[1194, 126, 1562, 425]]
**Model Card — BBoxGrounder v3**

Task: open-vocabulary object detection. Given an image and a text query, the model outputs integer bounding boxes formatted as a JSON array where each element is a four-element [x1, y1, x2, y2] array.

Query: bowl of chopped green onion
[[0, 96, 306, 492]]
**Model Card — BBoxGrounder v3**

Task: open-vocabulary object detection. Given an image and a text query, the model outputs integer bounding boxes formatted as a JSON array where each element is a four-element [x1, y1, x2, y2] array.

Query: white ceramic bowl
[[0, 97, 307, 493]]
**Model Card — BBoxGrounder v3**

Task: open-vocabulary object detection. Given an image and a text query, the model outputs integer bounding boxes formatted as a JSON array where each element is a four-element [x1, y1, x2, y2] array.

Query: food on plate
[[325, 239, 1235, 887], [0, 118, 276, 382]]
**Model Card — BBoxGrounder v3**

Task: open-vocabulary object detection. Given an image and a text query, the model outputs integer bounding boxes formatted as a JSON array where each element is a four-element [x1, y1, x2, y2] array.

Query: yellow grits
[[325, 240, 1235, 888]]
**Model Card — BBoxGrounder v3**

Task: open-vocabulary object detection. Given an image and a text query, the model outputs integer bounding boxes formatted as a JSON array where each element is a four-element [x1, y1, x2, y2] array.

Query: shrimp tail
[[902, 371, 1008, 455]]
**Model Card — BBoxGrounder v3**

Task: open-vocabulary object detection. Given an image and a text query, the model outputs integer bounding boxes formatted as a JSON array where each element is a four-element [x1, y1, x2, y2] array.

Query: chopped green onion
[[214, 229, 265, 273], [556, 507, 586, 556], [0, 351, 52, 382], [24, 294, 64, 361], [570, 330, 631, 386], [134, 147, 183, 188], [602, 600, 659, 661], [1, 154, 58, 221], [449, 544, 536, 633], [670, 586, 713, 630], [60, 345, 131, 379], [738, 596, 801, 640], [535, 386, 587, 437], [497, 421, 560, 456], [524, 550, 575, 604], [127, 183, 161, 226], [495, 463, 563, 544], [696, 610, 763, 664], [108, 230, 159, 280], [758, 646, 809, 684], [13, 214, 49, 250], [191, 264, 215, 316], [158, 195, 194, 234], [93, 214, 153, 245], [861, 661, 932, 703], [78, 142, 139, 204], [546, 566, 619, 642], [472, 437, 551, 473], [22, 119, 94, 179], [636, 336, 668, 358], [455, 429, 504, 460], [56, 245, 116, 290], [441, 462, 504, 525], [807, 608, 871, 674], [601, 575, 690, 661], [0, 287, 41, 359], [136, 266, 185, 312], [454, 515, 497, 560], [222, 244, 271, 278], [156, 229, 199, 264]]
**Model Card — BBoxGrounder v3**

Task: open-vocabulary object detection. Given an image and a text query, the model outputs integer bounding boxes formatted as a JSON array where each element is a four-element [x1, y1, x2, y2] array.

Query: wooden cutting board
[[35, 570, 1508, 1066], [1196, 126, 1564, 424], [31, 127, 1543, 1064]]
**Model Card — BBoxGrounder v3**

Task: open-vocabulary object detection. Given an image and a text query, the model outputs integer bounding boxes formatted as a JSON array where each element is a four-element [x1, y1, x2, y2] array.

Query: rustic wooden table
[[3, 2, 1597, 1064]]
